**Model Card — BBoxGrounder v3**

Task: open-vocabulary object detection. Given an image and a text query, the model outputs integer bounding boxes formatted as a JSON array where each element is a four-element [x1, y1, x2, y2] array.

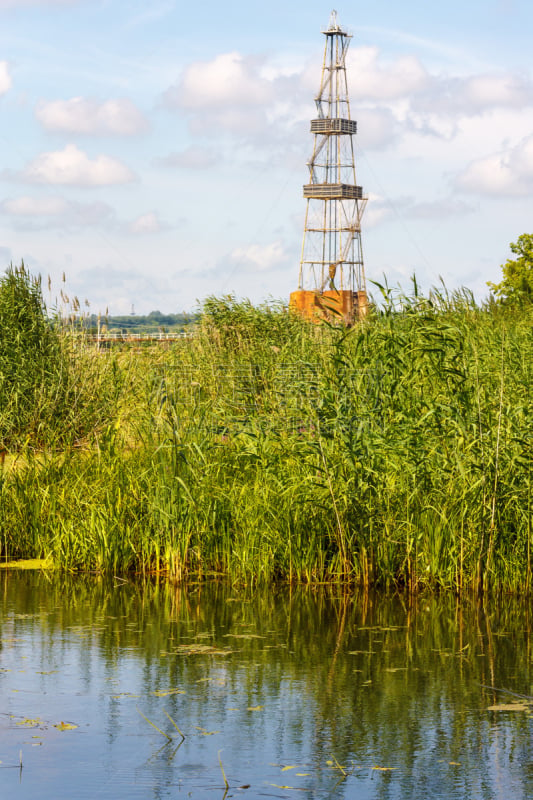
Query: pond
[[1, 572, 532, 799]]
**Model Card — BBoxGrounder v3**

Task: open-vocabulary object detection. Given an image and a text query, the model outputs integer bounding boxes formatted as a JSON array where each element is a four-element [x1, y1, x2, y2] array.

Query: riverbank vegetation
[[0, 265, 531, 590]]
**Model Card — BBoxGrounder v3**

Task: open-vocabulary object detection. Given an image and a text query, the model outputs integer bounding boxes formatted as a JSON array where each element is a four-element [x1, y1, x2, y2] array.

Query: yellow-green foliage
[[488, 233, 533, 305], [0, 263, 121, 450], [1, 289, 531, 590]]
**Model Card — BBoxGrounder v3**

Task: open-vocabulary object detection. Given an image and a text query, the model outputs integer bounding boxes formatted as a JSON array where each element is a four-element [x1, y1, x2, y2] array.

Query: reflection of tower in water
[[290, 10, 368, 324]]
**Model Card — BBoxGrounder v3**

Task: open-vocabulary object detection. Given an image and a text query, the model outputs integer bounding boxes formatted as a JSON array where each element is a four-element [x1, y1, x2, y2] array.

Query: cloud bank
[[12, 144, 136, 186], [0, 61, 11, 95], [0, 0, 77, 8], [456, 134, 533, 196], [36, 97, 149, 136], [162, 45, 533, 170]]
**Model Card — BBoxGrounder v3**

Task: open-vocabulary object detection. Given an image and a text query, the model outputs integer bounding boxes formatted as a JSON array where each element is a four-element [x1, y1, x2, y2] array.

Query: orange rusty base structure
[[289, 289, 368, 325]]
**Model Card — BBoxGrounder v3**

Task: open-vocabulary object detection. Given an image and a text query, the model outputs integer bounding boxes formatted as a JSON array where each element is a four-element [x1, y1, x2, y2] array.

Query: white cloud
[[129, 212, 164, 234], [356, 107, 400, 150], [0, 61, 11, 95], [166, 48, 414, 147], [403, 196, 475, 219], [0, 194, 116, 227], [0, 0, 76, 7], [346, 46, 533, 116], [0, 245, 12, 265], [456, 134, 533, 195], [348, 46, 430, 101], [158, 146, 218, 169], [459, 73, 533, 111], [1, 196, 169, 235], [15, 144, 135, 186], [163, 52, 284, 139], [166, 52, 274, 110], [229, 241, 286, 273], [164, 45, 533, 162], [1, 195, 67, 215], [35, 97, 148, 136], [362, 193, 392, 229], [413, 72, 533, 118]]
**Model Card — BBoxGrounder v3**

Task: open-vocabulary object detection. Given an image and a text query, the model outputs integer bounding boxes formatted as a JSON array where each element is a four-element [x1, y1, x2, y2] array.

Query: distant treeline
[[84, 310, 197, 332]]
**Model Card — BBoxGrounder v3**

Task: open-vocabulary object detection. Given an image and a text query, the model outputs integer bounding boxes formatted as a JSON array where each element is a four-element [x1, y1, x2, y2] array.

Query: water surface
[[1, 573, 532, 798]]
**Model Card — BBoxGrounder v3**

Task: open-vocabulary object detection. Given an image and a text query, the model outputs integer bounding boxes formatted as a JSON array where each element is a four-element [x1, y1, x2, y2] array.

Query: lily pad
[[487, 703, 531, 712]]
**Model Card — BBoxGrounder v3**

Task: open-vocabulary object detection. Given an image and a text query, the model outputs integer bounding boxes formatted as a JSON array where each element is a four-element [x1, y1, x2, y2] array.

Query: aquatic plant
[[0, 286, 531, 590]]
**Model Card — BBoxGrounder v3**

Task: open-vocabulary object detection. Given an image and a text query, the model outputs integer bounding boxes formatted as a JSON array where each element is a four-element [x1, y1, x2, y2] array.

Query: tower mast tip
[[328, 10, 339, 30]]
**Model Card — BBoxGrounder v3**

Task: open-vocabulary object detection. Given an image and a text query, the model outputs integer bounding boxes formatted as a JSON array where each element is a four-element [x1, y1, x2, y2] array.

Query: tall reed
[[1, 289, 531, 590], [0, 263, 124, 451]]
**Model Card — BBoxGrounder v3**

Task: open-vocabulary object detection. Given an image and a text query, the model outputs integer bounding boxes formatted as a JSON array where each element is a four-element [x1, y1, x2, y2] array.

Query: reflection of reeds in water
[[1, 289, 531, 590], [4, 575, 532, 797]]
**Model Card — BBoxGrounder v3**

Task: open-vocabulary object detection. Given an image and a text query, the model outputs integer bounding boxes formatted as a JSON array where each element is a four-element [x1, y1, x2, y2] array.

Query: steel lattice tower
[[290, 10, 368, 322]]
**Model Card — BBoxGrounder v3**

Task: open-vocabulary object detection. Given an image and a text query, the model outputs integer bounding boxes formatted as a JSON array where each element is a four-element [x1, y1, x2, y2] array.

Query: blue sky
[[1, 0, 532, 314]]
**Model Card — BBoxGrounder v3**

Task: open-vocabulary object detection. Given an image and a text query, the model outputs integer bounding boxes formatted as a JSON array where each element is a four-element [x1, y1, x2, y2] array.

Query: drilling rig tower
[[290, 10, 368, 323]]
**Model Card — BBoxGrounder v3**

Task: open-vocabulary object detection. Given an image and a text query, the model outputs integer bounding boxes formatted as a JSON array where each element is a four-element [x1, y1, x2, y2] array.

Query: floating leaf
[[372, 766, 396, 771], [270, 784, 306, 791], [487, 703, 530, 712], [53, 721, 78, 731], [348, 650, 375, 655], [16, 718, 42, 727], [174, 644, 231, 656], [282, 765, 298, 772], [247, 705, 264, 711], [194, 726, 219, 736], [152, 689, 186, 697]]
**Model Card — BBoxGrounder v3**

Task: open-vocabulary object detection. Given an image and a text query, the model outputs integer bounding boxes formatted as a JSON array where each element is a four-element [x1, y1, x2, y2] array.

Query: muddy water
[[0, 573, 532, 799]]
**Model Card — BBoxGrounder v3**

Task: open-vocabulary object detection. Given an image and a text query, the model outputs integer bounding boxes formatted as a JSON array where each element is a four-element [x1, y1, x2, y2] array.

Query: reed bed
[[1, 288, 531, 590], [0, 264, 121, 451]]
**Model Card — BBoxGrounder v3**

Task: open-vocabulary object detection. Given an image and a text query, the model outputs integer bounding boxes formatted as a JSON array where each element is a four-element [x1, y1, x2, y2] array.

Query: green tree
[[488, 234, 533, 304]]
